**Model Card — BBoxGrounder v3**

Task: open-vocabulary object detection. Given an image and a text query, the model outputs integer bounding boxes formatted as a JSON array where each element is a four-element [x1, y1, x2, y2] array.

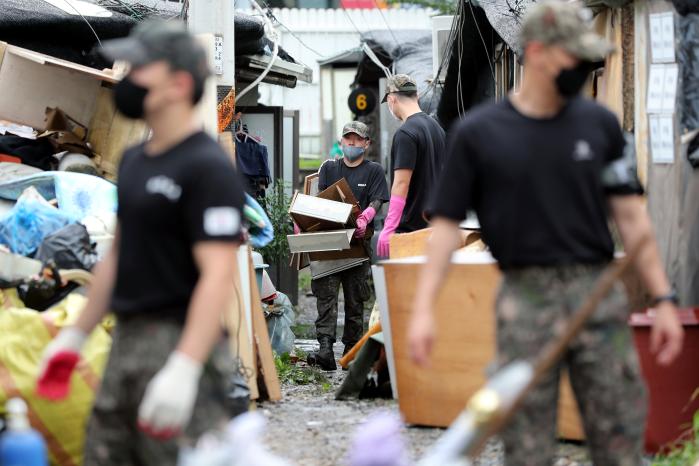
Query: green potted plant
[[258, 180, 298, 304]]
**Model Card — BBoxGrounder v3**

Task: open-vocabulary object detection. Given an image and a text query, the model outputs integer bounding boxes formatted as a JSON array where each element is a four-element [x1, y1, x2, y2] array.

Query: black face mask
[[113, 76, 149, 119], [555, 61, 596, 98]]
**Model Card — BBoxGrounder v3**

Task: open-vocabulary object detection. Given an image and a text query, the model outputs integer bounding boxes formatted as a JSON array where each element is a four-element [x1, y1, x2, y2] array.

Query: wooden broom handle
[[339, 322, 382, 369]]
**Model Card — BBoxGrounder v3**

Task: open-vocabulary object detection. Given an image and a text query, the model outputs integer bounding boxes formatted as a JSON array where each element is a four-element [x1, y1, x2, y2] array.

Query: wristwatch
[[651, 292, 679, 306]]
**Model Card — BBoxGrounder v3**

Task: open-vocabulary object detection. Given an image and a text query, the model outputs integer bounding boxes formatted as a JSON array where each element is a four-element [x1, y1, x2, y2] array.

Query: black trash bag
[[688, 133, 699, 169], [18, 262, 79, 312], [673, 0, 699, 15], [679, 15, 699, 132], [19, 224, 98, 311], [35, 223, 98, 271]]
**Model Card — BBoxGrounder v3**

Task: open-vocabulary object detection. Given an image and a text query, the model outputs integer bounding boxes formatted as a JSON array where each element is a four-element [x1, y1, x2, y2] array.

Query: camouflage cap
[[381, 74, 418, 103], [342, 121, 370, 139], [520, 1, 615, 62]]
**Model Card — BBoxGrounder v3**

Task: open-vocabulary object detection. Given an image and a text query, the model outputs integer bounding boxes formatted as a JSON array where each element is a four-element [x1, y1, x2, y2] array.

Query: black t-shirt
[[318, 158, 389, 229], [430, 97, 639, 270], [391, 112, 446, 233], [112, 131, 245, 320]]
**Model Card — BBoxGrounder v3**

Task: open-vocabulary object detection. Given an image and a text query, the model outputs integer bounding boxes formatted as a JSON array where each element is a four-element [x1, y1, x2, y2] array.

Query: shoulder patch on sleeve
[[204, 207, 241, 236]]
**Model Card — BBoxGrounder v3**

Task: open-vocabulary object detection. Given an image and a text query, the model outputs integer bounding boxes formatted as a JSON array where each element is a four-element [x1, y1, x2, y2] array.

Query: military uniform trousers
[[311, 261, 371, 347], [495, 263, 647, 466], [83, 315, 236, 466]]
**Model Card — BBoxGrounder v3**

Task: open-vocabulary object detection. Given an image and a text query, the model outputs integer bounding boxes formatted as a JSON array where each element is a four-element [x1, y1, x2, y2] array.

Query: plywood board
[[287, 229, 354, 254], [88, 87, 149, 179], [0, 42, 7, 71], [597, 9, 624, 124], [558, 372, 585, 440], [247, 252, 281, 402], [390, 228, 483, 260], [225, 267, 259, 401], [382, 261, 584, 439], [307, 243, 369, 261], [372, 265, 398, 399], [0, 47, 102, 128], [7, 46, 117, 82], [304, 172, 319, 196], [317, 178, 360, 217], [390, 228, 434, 259]]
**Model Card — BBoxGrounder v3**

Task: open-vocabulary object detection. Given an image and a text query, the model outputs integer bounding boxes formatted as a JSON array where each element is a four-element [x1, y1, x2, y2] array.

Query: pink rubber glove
[[377, 195, 406, 258], [293, 222, 301, 234], [354, 207, 377, 238]]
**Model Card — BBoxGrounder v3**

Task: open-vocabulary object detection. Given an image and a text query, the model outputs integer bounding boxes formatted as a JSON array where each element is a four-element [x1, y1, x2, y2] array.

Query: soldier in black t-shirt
[[37, 21, 245, 464], [307, 121, 389, 371], [408, 3, 683, 465], [377, 74, 446, 258]]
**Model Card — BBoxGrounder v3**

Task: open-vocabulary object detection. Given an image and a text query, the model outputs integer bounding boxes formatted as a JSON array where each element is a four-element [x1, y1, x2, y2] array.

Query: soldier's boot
[[307, 335, 336, 371], [342, 341, 360, 357]]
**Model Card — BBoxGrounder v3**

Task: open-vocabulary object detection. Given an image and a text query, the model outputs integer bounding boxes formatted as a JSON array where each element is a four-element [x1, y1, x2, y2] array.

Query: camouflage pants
[[495, 264, 647, 466], [83, 316, 237, 466], [311, 261, 371, 346]]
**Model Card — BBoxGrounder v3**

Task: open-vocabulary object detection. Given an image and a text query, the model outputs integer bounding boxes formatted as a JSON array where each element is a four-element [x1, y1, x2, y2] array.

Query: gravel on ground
[[259, 274, 593, 465]]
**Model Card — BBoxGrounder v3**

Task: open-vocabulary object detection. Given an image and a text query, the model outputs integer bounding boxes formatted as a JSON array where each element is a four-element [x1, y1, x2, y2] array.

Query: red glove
[[354, 207, 377, 238], [36, 327, 87, 401]]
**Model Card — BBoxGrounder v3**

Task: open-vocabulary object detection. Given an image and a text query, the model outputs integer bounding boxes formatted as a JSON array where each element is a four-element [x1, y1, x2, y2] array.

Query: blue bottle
[[0, 398, 48, 466]]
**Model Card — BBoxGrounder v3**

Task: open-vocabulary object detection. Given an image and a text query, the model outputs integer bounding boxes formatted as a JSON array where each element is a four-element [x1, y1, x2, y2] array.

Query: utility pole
[[187, 0, 236, 87]]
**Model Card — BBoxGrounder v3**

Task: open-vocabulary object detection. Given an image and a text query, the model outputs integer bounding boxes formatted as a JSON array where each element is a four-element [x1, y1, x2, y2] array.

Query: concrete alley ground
[[259, 271, 593, 466]]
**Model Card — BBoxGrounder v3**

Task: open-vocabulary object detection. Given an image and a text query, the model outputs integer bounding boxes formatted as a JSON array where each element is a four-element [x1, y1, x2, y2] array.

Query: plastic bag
[[263, 292, 295, 355], [244, 194, 273, 248], [53, 172, 116, 221], [0, 293, 112, 466], [35, 223, 98, 271], [0, 187, 74, 256]]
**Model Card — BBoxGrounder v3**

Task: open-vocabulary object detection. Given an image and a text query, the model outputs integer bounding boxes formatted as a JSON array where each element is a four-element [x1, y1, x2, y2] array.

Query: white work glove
[[137, 351, 203, 439], [36, 327, 88, 400]]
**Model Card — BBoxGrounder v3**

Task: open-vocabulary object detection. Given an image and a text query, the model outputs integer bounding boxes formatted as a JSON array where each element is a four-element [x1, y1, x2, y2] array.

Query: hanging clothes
[[235, 133, 271, 199]]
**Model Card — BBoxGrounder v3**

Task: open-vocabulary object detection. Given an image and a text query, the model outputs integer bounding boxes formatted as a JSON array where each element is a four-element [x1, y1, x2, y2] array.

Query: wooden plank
[[390, 228, 434, 259], [224, 266, 259, 401], [0, 41, 7, 71], [88, 87, 149, 179], [622, 3, 636, 132], [390, 228, 483, 259], [382, 261, 585, 439], [304, 172, 319, 195], [247, 251, 282, 402], [6, 46, 117, 82], [634, 0, 650, 188], [218, 131, 236, 167], [597, 9, 625, 123], [558, 372, 585, 440]]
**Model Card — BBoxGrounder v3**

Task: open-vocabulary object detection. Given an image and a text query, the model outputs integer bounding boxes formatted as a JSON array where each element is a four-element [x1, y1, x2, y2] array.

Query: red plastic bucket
[[630, 308, 699, 454]]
